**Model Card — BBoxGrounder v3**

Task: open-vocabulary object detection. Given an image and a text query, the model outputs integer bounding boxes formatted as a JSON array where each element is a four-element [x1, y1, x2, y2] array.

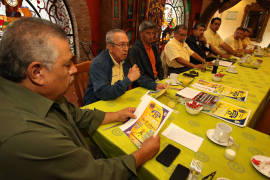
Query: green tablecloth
[[83, 56, 270, 180]]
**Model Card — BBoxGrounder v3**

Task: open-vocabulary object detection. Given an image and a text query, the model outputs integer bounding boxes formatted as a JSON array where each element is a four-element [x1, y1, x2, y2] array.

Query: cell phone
[[169, 164, 190, 180], [156, 144, 180, 167], [183, 73, 196, 78]]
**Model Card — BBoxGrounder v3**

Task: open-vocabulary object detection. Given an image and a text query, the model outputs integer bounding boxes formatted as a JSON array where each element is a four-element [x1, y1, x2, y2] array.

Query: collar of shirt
[[209, 28, 216, 35], [109, 52, 123, 66], [172, 37, 185, 47], [0, 77, 54, 119], [143, 42, 152, 51]]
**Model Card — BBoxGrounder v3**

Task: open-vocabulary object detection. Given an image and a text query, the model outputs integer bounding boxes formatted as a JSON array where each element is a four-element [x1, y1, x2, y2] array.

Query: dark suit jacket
[[129, 39, 164, 80], [186, 35, 212, 64]]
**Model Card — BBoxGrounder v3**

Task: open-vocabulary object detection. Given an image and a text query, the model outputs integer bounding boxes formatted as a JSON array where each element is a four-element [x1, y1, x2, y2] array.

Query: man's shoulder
[[91, 50, 112, 69], [130, 40, 144, 51], [0, 106, 41, 143], [186, 35, 196, 43], [165, 38, 177, 47]]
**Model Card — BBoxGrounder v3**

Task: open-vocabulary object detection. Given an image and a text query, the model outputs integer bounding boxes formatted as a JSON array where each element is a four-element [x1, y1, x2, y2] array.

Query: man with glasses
[[83, 29, 156, 105], [162, 25, 206, 74], [129, 21, 167, 89]]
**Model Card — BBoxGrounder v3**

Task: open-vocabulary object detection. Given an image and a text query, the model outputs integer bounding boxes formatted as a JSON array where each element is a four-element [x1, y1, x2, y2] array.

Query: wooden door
[[122, 0, 147, 44]]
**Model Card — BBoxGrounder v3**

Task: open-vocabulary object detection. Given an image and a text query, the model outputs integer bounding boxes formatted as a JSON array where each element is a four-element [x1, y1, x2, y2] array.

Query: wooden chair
[[64, 60, 92, 107]]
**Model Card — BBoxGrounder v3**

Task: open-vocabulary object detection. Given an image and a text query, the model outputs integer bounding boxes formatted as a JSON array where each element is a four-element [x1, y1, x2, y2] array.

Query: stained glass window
[[0, 0, 76, 54], [162, 0, 185, 37]]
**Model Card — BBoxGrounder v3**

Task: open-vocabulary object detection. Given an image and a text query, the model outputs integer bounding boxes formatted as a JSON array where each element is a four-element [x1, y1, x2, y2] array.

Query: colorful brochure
[[147, 88, 168, 99], [120, 94, 173, 147], [192, 80, 248, 102], [203, 101, 251, 127]]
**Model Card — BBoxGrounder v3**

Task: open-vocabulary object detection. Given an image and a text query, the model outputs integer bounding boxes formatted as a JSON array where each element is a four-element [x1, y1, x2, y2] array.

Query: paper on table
[[219, 60, 233, 67], [176, 87, 201, 99], [120, 94, 173, 147], [162, 123, 204, 152]]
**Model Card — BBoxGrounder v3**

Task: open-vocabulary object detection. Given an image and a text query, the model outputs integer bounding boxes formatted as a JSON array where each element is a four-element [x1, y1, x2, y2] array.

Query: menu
[[203, 101, 251, 127], [176, 87, 219, 109], [192, 80, 248, 102], [120, 94, 173, 147]]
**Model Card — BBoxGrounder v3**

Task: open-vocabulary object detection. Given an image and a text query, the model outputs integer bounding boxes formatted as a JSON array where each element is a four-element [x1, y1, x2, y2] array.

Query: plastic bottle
[[212, 56, 219, 74]]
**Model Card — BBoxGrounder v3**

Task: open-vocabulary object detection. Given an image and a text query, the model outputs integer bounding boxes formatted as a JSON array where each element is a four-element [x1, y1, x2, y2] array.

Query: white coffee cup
[[227, 65, 236, 72], [213, 123, 232, 143], [170, 73, 178, 80]]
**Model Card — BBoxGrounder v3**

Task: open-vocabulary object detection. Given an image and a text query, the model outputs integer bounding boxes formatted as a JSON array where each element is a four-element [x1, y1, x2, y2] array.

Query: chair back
[[73, 60, 92, 106], [64, 60, 92, 107], [160, 51, 168, 78]]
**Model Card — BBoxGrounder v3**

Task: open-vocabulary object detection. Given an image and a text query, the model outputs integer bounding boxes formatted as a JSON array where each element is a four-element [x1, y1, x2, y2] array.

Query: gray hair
[[174, 24, 187, 33], [106, 29, 126, 44], [139, 20, 156, 32], [0, 17, 67, 82]]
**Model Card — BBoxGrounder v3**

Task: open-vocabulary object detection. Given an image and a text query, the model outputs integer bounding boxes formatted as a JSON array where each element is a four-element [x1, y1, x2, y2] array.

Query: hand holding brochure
[[120, 94, 173, 147]]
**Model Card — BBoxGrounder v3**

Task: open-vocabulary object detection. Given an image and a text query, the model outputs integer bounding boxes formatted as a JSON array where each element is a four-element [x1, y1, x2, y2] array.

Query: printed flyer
[[120, 94, 172, 147], [203, 101, 251, 127], [192, 80, 248, 101]]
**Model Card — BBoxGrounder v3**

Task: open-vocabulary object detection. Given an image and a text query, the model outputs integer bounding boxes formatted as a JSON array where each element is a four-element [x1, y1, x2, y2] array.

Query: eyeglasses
[[111, 42, 130, 48]]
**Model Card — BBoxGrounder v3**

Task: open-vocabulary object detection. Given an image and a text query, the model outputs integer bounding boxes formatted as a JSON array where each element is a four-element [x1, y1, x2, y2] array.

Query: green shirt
[[0, 77, 136, 180]]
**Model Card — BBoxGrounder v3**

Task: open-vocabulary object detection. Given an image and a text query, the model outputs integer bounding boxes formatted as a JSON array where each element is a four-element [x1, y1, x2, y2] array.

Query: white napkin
[[162, 123, 204, 152]]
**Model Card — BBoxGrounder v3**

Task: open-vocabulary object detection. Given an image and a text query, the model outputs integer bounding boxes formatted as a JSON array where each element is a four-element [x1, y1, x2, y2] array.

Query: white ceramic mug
[[227, 65, 236, 72], [170, 73, 178, 80], [213, 123, 232, 143]]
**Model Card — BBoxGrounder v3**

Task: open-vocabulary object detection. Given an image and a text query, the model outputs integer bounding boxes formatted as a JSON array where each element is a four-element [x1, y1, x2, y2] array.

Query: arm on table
[[209, 43, 231, 58], [220, 42, 242, 57], [175, 57, 203, 69], [191, 52, 206, 64]]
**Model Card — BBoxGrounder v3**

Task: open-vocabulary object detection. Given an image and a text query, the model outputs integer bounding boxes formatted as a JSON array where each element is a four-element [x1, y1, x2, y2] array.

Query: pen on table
[[202, 171, 216, 180], [102, 123, 122, 131]]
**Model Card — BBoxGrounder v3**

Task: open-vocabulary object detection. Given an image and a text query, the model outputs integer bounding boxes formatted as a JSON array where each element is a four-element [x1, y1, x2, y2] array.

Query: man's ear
[[26, 62, 46, 86]]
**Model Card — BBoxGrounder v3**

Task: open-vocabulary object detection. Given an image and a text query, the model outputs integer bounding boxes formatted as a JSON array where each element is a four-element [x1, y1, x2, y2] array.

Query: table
[[83, 56, 270, 179]]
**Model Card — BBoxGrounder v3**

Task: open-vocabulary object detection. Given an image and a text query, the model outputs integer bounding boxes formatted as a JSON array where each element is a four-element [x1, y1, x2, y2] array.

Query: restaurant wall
[[85, 0, 101, 56], [210, 0, 270, 47]]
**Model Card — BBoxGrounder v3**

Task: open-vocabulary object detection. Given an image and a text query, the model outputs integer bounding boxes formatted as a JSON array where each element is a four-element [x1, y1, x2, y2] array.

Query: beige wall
[[208, 0, 269, 47]]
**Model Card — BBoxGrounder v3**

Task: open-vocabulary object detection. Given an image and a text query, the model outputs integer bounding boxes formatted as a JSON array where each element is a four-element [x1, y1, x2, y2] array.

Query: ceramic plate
[[206, 129, 233, 147], [226, 69, 238, 74], [166, 79, 181, 86], [251, 155, 270, 178]]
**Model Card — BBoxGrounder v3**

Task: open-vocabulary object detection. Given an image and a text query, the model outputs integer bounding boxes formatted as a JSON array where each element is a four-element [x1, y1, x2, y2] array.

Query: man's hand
[[221, 54, 230, 58], [116, 107, 136, 122], [156, 83, 168, 90], [199, 35, 207, 44], [245, 49, 254, 54], [102, 107, 136, 124], [132, 135, 160, 168], [194, 64, 203, 69], [207, 61, 213, 66], [127, 64, 140, 82]]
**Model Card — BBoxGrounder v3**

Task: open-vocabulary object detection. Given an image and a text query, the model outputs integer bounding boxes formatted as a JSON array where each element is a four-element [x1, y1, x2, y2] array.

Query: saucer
[[251, 155, 270, 178], [166, 79, 181, 86], [206, 129, 234, 146], [226, 69, 238, 74]]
